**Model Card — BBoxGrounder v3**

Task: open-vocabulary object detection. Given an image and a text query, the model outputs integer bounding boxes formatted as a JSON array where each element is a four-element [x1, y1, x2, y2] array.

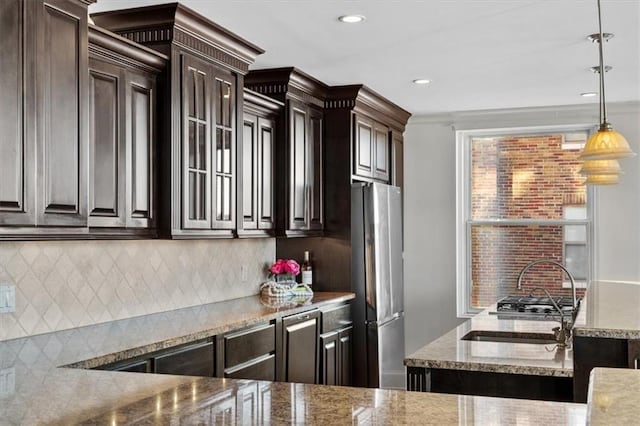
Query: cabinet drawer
[[224, 323, 275, 368], [225, 354, 276, 381], [322, 304, 352, 333], [115, 359, 150, 373], [154, 341, 214, 377]]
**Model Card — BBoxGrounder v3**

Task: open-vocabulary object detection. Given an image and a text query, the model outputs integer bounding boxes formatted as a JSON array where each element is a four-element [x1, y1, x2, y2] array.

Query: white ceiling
[[90, 0, 640, 116]]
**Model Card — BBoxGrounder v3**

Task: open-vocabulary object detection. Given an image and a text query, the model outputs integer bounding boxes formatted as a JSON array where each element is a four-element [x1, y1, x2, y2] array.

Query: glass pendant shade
[[579, 125, 634, 160], [584, 173, 619, 185], [579, 159, 621, 175]]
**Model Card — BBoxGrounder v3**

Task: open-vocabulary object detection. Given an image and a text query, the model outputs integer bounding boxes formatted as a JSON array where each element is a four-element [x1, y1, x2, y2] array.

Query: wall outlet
[[0, 285, 16, 313], [240, 265, 248, 282], [0, 367, 16, 397]]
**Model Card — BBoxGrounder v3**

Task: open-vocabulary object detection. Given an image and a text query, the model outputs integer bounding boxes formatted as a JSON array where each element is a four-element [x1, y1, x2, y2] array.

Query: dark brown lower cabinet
[[93, 303, 353, 385], [114, 359, 151, 373], [406, 367, 573, 402], [572, 336, 635, 402], [218, 322, 277, 381], [225, 354, 276, 381], [281, 310, 320, 384], [320, 331, 339, 385], [319, 326, 352, 386], [154, 341, 215, 377]]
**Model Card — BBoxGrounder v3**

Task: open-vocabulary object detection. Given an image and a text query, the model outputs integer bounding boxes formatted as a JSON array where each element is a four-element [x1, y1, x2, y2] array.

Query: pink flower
[[269, 259, 285, 275], [269, 259, 300, 276], [284, 259, 300, 275]]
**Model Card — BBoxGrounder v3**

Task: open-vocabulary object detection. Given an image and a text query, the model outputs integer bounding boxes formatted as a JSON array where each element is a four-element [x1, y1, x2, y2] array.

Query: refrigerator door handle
[[366, 311, 404, 326]]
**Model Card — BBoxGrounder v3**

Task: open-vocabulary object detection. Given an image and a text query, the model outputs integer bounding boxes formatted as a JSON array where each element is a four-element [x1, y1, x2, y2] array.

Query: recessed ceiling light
[[413, 79, 431, 85], [581, 92, 598, 97], [338, 14, 366, 24]]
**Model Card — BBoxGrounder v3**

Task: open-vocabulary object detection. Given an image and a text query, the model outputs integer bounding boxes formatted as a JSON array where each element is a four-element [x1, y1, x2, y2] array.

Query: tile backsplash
[[0, 238, 275, 341]]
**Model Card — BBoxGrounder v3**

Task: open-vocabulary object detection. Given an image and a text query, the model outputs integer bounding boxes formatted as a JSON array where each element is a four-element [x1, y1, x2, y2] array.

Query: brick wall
[[470, 134, 587, 308]]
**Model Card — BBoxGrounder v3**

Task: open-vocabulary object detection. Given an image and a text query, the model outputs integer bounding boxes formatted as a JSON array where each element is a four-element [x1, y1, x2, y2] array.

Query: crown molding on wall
[[407, 101, 640, 128]]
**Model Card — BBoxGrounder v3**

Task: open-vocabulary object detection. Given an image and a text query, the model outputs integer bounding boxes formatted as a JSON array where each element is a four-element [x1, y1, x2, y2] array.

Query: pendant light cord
[[597, 0, 608, 126]]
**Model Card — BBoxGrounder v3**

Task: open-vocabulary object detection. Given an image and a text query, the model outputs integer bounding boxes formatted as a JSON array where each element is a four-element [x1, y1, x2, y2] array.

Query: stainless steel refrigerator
[[351, 182, 405, 389]]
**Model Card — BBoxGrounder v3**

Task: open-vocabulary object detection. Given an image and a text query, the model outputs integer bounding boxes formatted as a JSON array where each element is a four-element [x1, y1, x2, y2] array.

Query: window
[[456, 127, 593, 316]]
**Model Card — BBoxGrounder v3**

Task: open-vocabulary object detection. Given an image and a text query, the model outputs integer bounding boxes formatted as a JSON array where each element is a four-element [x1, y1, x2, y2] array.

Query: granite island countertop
[[404, 309, 573, 377], [587, 367, 640, 425], [0, 291, 589, 425], [573, 280, 640, 339]]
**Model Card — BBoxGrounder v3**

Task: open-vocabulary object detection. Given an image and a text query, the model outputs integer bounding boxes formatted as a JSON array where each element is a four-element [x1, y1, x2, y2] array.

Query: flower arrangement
[[269, 258, 300, 278], [261, 258, 313, 299]]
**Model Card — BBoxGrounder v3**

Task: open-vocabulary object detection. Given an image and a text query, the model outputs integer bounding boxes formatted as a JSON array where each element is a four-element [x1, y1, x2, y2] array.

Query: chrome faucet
[[516, 259, 578, 320], [529, 287, 571, 347], [516, 259, 580, 345]]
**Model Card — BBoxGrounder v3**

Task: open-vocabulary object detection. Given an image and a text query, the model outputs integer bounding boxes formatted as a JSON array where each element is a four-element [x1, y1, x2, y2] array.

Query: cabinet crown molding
[[244, 88, 285, 116], [89, 25, 168, 73], [326, 85, 411, 132], [245, 67, 329, 108], [91, 3, 264, 74]]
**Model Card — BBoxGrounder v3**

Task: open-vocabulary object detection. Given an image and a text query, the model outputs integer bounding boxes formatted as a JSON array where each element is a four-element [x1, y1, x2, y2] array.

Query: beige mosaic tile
[[0, 239, 275, 341]]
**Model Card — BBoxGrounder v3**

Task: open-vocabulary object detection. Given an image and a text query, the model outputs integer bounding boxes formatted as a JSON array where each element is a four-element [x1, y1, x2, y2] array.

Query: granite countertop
[[0, 291, 588, 425], [0, 292, 353, 424], [47, 291, 354, 369], [2, 368, 588, 425], [573, 281, 640, 339], [587, 368, 640, 425], [404, 309, 573, 377]]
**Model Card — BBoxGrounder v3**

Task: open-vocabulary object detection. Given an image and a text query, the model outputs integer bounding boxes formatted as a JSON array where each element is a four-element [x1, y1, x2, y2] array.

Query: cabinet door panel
[[373, 123, 390, 182], [290, 105, 308, 230], [339, 326, 353, 386], [391, 131, 404, 190], [212, 71, 236, 230], [241, 114, 257, 229], [115, 360, 150, 373], [225, 354, 276, 381], [224, 323, 275, 368], [354, 116, 373, 178], [282, 310, 319, 384], [37, 0, 87, 225], [127, 72, 155, 227], [320, 332, 339, 385], [0, 0, 34, 225], [258, 117, 275, 230], [181, 55, 211, 229], [308, 108, 323, 230], [154, 341, 214, 377], [88, 63, 123, 226]]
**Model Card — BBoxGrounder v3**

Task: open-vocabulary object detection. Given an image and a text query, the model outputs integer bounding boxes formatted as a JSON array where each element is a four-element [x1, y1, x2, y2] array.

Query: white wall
[[403, 102, 640, 355]]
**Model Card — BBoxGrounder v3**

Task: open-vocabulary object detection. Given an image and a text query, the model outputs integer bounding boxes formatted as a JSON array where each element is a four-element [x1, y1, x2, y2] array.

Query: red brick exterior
[[470, 134, 587, 308]]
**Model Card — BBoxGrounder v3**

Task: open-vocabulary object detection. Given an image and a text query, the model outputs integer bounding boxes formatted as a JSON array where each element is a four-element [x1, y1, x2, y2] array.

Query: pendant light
[[579, 0, 635, 162]]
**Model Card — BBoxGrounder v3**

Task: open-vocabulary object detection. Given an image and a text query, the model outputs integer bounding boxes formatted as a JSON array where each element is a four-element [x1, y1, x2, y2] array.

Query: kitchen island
[[405, 281, 640, 405]]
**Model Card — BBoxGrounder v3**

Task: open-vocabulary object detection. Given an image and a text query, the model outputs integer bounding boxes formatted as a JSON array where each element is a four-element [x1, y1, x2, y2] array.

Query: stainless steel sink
[[461, 330, 557, 344]]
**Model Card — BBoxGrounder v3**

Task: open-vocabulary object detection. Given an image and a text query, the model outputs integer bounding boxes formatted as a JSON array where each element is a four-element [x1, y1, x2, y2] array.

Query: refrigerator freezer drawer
[[367, 314, 405, 389]]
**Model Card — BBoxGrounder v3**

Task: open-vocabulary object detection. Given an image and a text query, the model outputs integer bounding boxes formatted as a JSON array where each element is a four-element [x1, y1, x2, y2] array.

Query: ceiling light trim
[[338, 14, 366, 24]]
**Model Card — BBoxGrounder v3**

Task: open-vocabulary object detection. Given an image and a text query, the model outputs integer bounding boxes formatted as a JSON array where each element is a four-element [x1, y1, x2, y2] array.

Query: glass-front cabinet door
[[181, 55, 212, 229], [212, 70, 236, 230], [180, 54, 237, 234]]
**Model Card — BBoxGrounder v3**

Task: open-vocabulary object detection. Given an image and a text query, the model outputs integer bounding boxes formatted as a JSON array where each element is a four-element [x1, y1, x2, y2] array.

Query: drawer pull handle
[[299, 314, 311, 320]]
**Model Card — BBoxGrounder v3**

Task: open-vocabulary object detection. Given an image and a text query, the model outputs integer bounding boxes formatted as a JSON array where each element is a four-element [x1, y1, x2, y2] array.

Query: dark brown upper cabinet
[[0, 0, 93, 238], [326, 86, 409, 185], [239, 89, 283, 237], [87, 25, 166, 234], [245, 68, 327, 237], [353, 115, 390, 182], [92, 3, 263, 239]]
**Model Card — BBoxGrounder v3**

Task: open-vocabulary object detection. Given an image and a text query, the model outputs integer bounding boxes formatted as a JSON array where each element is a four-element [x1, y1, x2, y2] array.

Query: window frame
[[455, 124, 597, 318]]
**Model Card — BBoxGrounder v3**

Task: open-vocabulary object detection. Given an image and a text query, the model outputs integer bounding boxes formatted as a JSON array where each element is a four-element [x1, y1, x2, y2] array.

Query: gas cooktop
[[495, 295, 578, 315]]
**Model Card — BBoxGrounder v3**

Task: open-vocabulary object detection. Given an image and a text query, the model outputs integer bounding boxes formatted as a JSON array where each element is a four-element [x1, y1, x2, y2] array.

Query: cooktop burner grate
[[496, 295, 576, 313]]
